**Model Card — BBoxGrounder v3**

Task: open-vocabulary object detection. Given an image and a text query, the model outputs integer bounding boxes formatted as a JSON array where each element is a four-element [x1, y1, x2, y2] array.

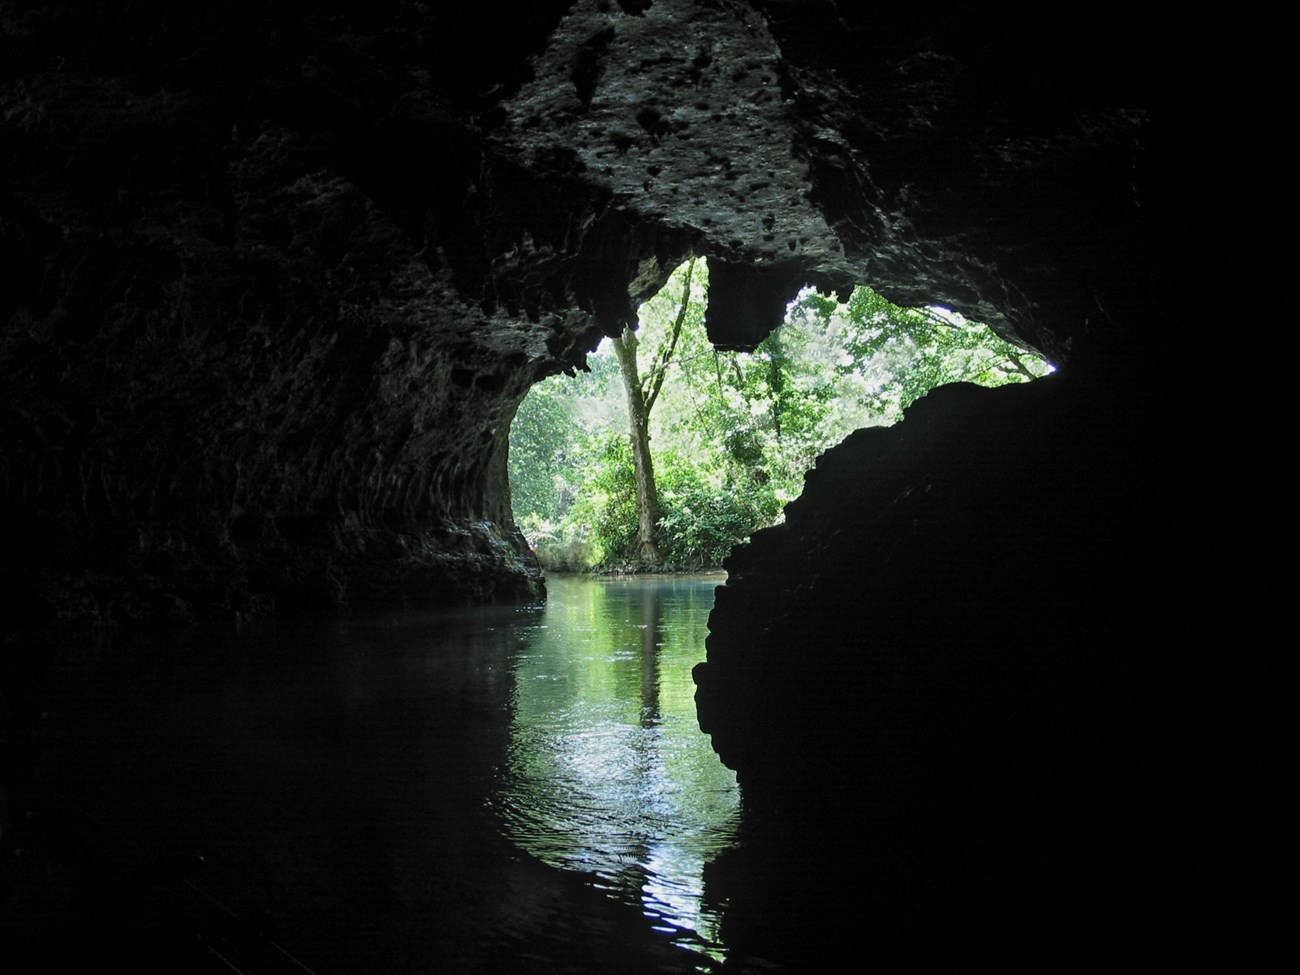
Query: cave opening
[[0, 0, 1280, 968], [507, 258, 1053, 573]]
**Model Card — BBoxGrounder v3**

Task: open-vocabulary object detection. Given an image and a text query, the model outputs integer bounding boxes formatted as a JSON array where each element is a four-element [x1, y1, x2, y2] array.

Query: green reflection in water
[[496, 573, 739, 960]]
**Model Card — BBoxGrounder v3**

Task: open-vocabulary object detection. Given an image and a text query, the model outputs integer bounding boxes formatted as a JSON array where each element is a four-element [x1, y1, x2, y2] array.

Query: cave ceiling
[[2, 0, 1169, 374], [0, 0, 1255, 622]]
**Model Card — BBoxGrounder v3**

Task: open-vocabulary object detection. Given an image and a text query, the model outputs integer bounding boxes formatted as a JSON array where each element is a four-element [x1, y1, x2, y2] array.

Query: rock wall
[[1, 0, 1283, 966], [688, 8, 1282, 967], [3, 0, 1182, 628]]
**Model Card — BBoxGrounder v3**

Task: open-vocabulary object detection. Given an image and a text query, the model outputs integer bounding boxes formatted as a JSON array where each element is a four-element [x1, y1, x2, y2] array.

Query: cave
[[1, 1, 1284, 971]]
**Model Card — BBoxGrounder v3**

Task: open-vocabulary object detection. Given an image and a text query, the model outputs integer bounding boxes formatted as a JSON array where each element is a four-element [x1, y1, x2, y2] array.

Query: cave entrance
[[508, 258, 1052, 572]]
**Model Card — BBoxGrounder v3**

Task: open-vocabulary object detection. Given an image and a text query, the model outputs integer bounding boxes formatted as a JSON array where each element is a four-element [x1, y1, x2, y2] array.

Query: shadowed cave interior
[[0, 1, 1286, 971]]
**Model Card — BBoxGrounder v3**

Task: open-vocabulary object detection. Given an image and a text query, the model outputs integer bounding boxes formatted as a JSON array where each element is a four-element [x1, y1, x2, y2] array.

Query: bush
[[518, 514, 599, 572], [656, 452, 781, 568]]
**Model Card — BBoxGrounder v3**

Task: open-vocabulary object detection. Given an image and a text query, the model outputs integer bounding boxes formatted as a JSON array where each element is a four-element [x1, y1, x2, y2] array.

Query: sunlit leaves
[[509, 260, 1053, 570]]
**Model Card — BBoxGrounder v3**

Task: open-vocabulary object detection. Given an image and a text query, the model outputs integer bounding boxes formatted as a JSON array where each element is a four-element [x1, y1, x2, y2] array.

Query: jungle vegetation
[[508, 259, 1052, 571]]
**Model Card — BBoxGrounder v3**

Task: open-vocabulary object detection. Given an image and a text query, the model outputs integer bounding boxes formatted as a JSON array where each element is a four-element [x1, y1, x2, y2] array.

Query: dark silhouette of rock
[[2, 0, 1212, 627], [1, 1, 1283, 970]]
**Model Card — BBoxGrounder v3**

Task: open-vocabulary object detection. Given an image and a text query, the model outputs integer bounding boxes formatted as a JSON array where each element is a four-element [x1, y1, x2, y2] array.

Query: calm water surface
[[22, 573, 739, 973], [494, 573, 740, 959]]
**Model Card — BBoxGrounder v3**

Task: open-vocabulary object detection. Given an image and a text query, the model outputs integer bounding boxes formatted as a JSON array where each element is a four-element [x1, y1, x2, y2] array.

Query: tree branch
[[1000, 350, 1038, 379], [644, 257, 696, 415]]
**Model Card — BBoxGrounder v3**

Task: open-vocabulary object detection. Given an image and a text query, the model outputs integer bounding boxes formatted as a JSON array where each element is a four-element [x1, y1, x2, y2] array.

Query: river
[[8, 573, 741, 973]]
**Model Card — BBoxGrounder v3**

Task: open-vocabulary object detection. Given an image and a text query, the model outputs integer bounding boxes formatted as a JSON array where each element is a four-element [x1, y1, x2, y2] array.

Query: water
[[11, 573, 739, 973], [494, 573, 740, 960]]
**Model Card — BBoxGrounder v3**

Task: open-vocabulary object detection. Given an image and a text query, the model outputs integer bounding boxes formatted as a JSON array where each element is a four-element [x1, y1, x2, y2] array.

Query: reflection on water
[[12, 574, 737, 972], [494, 573, 739, 960]]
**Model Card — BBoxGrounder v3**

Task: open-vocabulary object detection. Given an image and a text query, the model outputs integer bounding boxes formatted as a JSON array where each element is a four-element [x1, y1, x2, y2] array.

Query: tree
[[508, 263, 1052, 572], [507, 379, 572, 523], [797, 285, 1053, 420], [607, 257, 698, 564]]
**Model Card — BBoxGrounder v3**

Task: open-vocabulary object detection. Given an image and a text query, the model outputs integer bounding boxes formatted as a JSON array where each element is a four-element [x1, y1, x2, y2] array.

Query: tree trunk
[[610, 325, 663, 563]]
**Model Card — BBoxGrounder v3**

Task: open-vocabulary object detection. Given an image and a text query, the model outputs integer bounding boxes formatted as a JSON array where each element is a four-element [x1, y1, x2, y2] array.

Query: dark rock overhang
[[0, 0, 1268, 627], [0, 3, 1285, 968]]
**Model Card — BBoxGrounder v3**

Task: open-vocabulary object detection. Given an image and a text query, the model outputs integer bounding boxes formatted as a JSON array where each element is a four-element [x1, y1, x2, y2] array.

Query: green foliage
[[508, 260, 1053, 572], [658, 451, 783, 568], [788, 285, 1052, 421], [507, 381, 573, 522], [575, 433, 640, 566], [515, 513, 599, 572]]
